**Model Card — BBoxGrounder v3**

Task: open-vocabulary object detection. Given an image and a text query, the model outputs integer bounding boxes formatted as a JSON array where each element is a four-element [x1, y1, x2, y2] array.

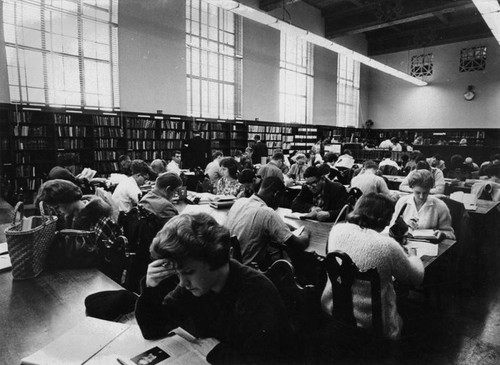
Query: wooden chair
[[324, 250, 383, 335]]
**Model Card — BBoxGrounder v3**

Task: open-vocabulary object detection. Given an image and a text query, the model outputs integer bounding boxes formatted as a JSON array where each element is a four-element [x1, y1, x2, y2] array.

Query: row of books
[[95, 140, 121, 148], [126, 130, 157, 139], [94, 151, 121, 160], [56, 126, 89, 137], [160, 131, 187, 139], [13, 125, 48, 137], [57, 140, 87, 149], [126, 118, 156, 129]]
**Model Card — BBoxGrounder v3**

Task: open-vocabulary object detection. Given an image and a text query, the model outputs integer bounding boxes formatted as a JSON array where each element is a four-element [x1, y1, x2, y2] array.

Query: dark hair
[[408, 169, 434, 190], [304, 166, 321, 180], [272, 152, 284, 161], [491, 154, 500, 161], [220, 157, 239, 179], [414, 153, 426, 163], [324, 152, 338, 163], [239, 168, 255, 184], [35, 179, 82, 206], [119, 155, 131, 163], [131, 159, 154, 178], [383, 151, 392, 158], [254, 135, 261, 141], [245, 147, 253, 154], [318, 163, 331, 177], [150, 213, 230, 270], [212, 151, 223, 160], [172, 150, 181, 157], [363, 160, 378, 170], [401, 155, 409, 163], [259, 176, 286, 194], [415, 160, 431, 171], [233, 150, 243, 158], [485, 162, 500, 177], [48, 166, 77, 183], [450, 154, 464, 169], [156, 172, 183, 190], [343, 149, 352, 156], [347, 193, 395, 231], [390, 137, 399, 144]]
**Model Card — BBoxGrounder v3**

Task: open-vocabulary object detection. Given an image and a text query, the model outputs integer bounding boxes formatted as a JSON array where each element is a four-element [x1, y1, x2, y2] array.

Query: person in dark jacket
[[251, 135, 268, 165], [291, 165, 348, 222], [135, 212, 293, 365], [182, 130, 211, 170]]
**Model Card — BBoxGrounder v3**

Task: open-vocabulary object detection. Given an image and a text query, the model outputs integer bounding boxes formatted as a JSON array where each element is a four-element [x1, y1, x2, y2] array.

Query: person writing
[[392, 170, 455, 241], [321, 193, 424, 339], [135, 213, 293, 364]]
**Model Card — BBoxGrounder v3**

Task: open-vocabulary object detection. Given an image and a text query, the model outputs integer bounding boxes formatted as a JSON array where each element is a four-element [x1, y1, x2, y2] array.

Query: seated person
[[427, 154, 446, 171], [240, 147, 254, 170], [215, 157, 243, 196], [226, 177, 310, 270], [140, 172, 183, 227], [379, 151, 400, 175], [112, 159, 155, 213], [35, 179, 121, 266], [286, 153, 308, 181], [205, 150, 224, 184], [479, 154, 500, 177], [399, 160, 445, 195], [334, 149, 355, 170], [471, 162, 500, 201], [135, 213, 293, 364], [291, 166, 348, 222], [321, 193, 424, 340], [462, 157, 479, 175], [350, 160, 393, 198], [445, 154, 467, 180], [323, 152, 342, 181], [392, 170, 455, 240], [237, 168, 256, 198], [150, 159, 167, 175], [166, 151, 182, 175], [257, 151, 285, 182], [118, 154, 132, 176]]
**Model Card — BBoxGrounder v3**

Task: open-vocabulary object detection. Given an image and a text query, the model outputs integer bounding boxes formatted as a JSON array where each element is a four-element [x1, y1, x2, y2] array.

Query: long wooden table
[[0, 268, 124, 365]]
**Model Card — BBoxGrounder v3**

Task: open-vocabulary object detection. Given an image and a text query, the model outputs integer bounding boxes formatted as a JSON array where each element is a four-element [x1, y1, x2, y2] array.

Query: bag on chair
[[5, 201, 58, 280]]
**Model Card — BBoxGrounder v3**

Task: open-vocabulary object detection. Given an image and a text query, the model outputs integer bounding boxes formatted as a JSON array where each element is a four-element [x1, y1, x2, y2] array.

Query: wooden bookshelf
[[93, 114, 125, 174]]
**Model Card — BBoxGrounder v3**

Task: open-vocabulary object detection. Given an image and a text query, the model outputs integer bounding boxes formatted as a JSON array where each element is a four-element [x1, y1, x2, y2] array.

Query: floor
[[1, 197, 499, 365]]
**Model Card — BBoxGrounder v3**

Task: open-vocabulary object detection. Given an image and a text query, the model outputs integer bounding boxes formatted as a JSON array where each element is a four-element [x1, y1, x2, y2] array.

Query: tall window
[[336, 54, 360, 127], [186, 0, 242, 119], [3, 0, 119, 109], [279, 31, 313, 124]]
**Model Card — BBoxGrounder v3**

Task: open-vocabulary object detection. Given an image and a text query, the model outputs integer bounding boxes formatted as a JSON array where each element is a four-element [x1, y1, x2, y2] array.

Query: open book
[[409, 229, 438, 242], [21, 317, 218, 365]]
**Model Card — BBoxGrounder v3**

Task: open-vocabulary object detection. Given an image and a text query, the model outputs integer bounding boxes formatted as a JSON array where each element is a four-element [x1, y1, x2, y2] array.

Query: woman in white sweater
[[321, 193, 424, 340]]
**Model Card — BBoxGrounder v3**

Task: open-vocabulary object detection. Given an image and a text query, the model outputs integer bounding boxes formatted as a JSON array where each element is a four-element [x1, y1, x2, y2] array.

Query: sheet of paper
[[410, 229, 437, 240], [0, 242, 8, 255], [21, 317, 129, 365], [406, 241, 439, 258], [0, 254, 11, 273]]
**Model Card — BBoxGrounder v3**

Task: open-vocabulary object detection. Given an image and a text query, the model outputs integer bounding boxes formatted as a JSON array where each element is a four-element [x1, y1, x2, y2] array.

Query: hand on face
[[146, 259, 176, 288]]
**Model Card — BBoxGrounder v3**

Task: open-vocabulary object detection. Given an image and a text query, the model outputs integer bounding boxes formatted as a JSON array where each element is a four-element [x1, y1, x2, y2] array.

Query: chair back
[[265, 260, 318, 335], [98, 235, 134, 288], [324, 251, 383, 337], [230, 235, 242, 263]]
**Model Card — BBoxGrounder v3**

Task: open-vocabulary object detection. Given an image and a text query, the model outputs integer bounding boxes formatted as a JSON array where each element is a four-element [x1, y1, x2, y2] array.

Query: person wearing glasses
[[140, 172, 183, 227], [291, 166, 349, 222], [135, 212, 293, 364], [112, 159, 155, 213]]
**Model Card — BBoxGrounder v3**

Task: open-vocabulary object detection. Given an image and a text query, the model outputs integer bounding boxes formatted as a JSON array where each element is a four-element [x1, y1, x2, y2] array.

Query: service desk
[[0, 268, 124, 365]]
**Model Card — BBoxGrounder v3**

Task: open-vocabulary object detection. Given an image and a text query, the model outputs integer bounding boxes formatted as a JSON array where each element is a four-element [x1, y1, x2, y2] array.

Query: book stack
[[209, 196, 236, 209]]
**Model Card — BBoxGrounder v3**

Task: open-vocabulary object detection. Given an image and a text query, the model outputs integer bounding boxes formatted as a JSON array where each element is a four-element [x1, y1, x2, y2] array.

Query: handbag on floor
[[5, 201, 58, 280]]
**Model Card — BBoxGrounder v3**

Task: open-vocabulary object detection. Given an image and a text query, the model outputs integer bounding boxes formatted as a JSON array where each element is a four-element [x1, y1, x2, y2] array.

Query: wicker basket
[[5, 202, 58, 280]]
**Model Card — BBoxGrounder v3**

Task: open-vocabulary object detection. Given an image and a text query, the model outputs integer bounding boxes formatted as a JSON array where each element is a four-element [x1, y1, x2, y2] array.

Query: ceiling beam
[[260, 0, 303, 12], [325, 1, 476, 37]]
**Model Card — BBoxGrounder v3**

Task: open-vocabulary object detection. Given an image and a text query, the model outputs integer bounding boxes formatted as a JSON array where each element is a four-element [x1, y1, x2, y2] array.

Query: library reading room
[[1, 1, 500, 364]]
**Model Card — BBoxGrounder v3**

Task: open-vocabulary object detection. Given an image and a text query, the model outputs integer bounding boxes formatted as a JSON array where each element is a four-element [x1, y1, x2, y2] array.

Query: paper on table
[[0, 242, 7, 255], [406, 240, 439, 258], [284, 212, 309, 220], [410, 229, 437, 240], [292, 226, 305, 237]]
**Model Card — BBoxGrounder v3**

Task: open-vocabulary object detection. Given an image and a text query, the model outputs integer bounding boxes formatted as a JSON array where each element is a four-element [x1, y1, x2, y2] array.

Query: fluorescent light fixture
[[205, 0, 427, 86], [472, 0, 500, 46]]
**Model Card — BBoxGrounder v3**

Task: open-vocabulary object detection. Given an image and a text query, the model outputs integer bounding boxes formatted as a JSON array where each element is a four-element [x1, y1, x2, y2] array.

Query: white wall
[[368, 37, 500, 129]]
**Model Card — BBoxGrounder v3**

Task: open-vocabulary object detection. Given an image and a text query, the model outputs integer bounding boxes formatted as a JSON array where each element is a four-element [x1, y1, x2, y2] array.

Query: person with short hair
[[350, 160, 392, 198], [479, 154, 500, 177], [118, 155, 132, 176], [392, 170, 455, 240], [150, 159, 167, 175], [399, 160, 445, 194], [205, 150, 224, 184], [257, 151, 285, 182], [334, 149, 355, 170], [215, 157, 243, 196], [140, 172, 183, 227], [135, 213, 293, 364], [291, 166, 349, 222], [379, 151, 400, 173], [251, 135, 268, 165], [35, 179, 121, 265], [112, 159, 154, 212], [240, 147, 254, 170], [226, 177, 310, 269], [321, 193, 424, 340], [237, 168, 256, 198], [166, 151, 182, 175], [287, 153, 308, 181]]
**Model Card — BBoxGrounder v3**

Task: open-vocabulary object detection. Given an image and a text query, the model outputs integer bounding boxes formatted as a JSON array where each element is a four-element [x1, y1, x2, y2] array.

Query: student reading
[[135, 212, 292, 365]]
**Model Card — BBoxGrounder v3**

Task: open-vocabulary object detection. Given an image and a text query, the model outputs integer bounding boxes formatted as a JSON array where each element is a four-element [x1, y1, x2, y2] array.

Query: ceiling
[[259, 0, 492, 56]]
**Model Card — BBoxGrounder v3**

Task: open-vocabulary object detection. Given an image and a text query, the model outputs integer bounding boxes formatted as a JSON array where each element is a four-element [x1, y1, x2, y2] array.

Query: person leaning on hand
[[135, 213, 293, 365]]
